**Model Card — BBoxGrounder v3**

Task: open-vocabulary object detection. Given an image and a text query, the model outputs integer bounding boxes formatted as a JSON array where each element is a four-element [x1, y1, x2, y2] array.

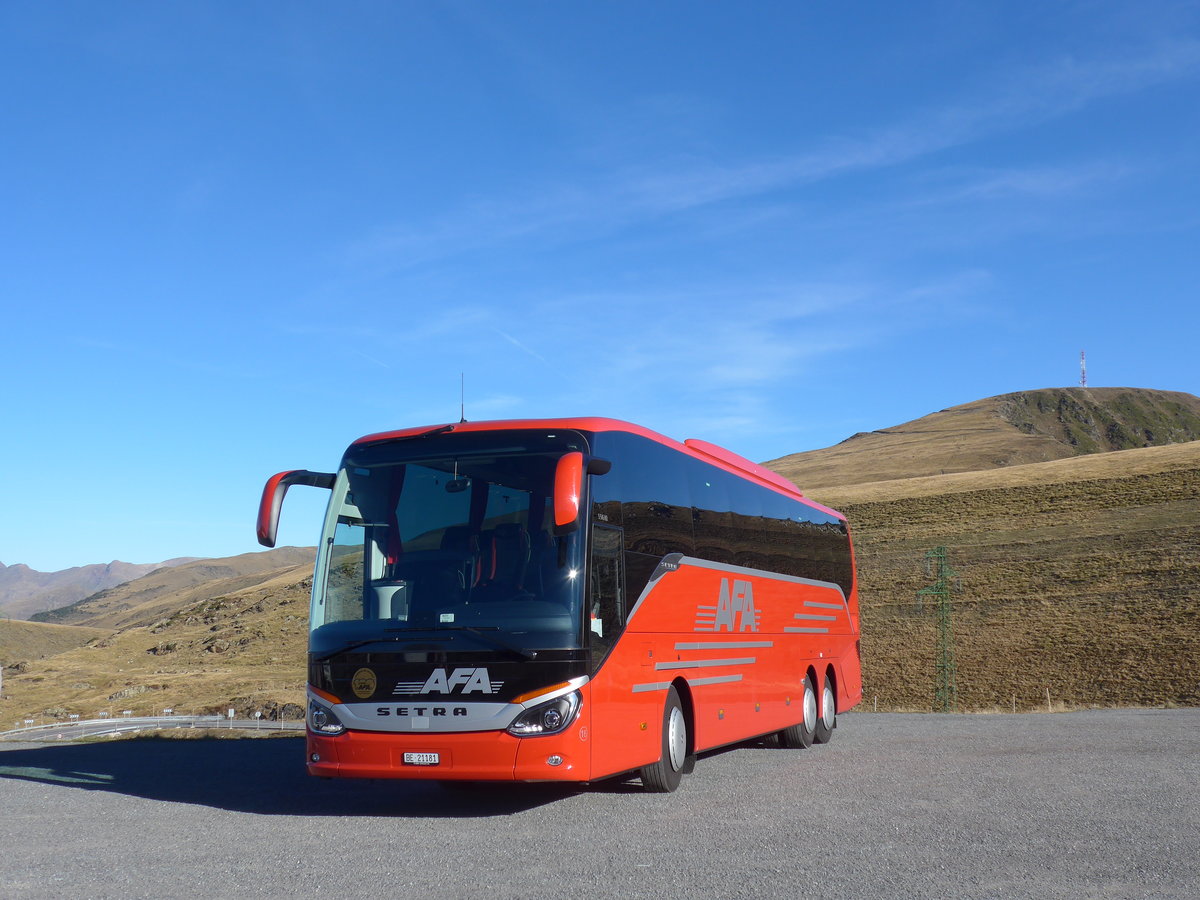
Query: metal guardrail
[[0, 715, 306, 741]]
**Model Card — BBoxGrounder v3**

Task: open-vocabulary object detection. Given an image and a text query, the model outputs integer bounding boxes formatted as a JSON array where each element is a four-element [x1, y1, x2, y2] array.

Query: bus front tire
[[814, 674, 836, 744], [640, 686, 688, 792], [778, 674, 817, 749]]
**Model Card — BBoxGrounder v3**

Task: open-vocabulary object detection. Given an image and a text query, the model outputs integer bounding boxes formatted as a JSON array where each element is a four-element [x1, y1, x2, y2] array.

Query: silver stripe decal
[[674, 641, 774, 650], [687, 674, 743, 687], [655, 656, 755, 671], [625, 555, 847, 624], [804, 600, 844, 610], [632, 682, 672, 693], [784, 626, 829, 634], [793, 613, 837, 621], [674, 557, 847, 599]]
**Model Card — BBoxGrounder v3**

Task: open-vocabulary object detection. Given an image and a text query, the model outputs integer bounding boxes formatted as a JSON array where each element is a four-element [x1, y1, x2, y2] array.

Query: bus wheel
[[814, 675, 836, 744], [778, 674, 817, 749], [640, 686, 688, 792]]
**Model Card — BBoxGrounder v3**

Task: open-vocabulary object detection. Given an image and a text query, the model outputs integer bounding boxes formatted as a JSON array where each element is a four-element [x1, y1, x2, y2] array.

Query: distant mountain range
[[31, 547, 316, 629], [0, 557, 198, 621]]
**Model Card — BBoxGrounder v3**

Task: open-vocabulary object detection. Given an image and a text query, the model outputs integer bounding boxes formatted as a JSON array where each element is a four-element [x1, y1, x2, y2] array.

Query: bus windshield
[[309, 430, 588, 657]]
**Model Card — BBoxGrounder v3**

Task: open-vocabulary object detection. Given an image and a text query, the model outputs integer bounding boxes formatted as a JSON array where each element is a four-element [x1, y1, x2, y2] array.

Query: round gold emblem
[[351, 667, 377, 699]]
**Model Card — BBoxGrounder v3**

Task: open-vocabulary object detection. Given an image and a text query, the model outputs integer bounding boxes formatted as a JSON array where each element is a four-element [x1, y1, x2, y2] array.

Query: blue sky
[[3, 2, 1198, 571]]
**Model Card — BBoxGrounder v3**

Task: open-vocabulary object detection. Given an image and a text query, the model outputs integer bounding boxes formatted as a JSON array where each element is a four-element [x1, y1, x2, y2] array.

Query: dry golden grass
[[2, 565, 312, 725], [36, 547, 315, 630], [811, 439, 1200, 507], [1, 619, 106, 662], [805, 441, 1200, 711], [768, 387, 1200, 492]]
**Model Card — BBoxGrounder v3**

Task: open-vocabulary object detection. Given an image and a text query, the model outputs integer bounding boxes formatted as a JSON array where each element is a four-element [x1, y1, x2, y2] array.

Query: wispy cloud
[[346, 40, 1200, 269], [906, 161, 1136, 205], [529, 269, 991, 451], [493, 328, 548, 364], [352, 348, 390, 369]]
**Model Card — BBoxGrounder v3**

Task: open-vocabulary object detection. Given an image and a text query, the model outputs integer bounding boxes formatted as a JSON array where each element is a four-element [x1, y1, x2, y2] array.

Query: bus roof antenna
[[459, 372, 467, 423]]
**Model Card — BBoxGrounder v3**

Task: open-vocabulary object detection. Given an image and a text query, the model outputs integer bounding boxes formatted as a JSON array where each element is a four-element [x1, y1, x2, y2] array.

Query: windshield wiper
[[313, 631, 411, 660]]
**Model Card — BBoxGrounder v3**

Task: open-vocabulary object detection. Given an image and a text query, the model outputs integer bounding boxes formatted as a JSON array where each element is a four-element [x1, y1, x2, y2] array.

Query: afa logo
[[350, 667, 377, 699], [695, 578, 760, 632], [392, 667, 505, 696]]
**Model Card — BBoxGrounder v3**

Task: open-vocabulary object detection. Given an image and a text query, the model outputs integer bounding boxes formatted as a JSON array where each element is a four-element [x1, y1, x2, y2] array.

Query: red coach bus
[[257, 418, 861, 792]]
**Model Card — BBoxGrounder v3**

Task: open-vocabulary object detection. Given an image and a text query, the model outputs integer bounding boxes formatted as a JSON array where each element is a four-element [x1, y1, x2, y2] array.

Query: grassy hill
[[1, 619, 107, 664], [797, 438, 1200, 711], [767, 387, 1200, 491], [33, 548, 315, 630], [3, 560, 314, 723]]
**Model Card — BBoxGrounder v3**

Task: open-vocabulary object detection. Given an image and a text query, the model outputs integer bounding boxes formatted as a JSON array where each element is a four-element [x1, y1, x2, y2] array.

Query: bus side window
[[688, 458, 733, 567], [589, 524, 625, 663]]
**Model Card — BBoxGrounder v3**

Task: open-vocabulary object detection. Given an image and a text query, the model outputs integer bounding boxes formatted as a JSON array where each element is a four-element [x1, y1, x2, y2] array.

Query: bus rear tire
[[814, 674, 836, 744], [778, 674, 817, 749], [640, 686, 688, 793]]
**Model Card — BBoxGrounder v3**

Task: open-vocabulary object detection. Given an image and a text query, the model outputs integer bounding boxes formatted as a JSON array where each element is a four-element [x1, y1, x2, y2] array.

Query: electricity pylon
[[918, 546, 960, 712]]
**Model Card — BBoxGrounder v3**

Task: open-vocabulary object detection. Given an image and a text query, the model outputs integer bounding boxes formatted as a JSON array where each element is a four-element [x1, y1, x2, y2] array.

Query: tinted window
[[588, 524, 625, 668], [688, 458, 734, 566], [591, 429, 854, 598], [589, 442, 623, 529], [599, 433, 694, 559]]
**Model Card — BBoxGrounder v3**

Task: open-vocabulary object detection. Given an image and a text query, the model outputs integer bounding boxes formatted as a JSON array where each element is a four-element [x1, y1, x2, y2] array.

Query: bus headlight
[[308, 699, 346, 736], [507, 691, 581, 737]]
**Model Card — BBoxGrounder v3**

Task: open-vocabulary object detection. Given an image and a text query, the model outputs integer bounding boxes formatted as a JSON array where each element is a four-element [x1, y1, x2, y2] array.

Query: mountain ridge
[[767, 387, 1200, 491], [0, 557, 199, 621], [31, 547, 316, 630]]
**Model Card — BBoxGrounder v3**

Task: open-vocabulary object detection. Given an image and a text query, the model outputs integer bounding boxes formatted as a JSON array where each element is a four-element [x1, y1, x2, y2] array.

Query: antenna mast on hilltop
[[1080, 350, 1087, 388]]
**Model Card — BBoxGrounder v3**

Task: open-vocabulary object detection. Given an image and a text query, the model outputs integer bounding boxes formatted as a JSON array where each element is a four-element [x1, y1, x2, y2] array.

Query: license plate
[[403, 752, 440, 766]]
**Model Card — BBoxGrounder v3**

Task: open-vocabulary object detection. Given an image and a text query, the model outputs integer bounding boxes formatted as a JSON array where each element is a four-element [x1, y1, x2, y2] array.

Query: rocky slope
[[3, 558, 314, 722]]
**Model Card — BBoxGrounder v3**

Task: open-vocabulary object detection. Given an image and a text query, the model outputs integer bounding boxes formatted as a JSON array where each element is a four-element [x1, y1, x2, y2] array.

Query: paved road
[[1, 709, 1197, 899]]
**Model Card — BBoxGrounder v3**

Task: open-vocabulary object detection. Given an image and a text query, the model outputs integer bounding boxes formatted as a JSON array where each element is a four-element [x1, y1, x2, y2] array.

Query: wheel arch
[[805, 663, 819, 692], [671, 676, 697, 758], [824, 664, 839, 715]]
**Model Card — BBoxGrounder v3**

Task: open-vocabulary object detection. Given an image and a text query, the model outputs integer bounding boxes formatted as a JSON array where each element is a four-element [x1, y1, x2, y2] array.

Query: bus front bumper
[[306, 725, 589, 782]]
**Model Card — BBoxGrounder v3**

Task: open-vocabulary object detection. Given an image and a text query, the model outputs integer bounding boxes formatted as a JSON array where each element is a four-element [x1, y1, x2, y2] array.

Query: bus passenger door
[[588, 523, 625, 668], [587, 521, 658, 779]]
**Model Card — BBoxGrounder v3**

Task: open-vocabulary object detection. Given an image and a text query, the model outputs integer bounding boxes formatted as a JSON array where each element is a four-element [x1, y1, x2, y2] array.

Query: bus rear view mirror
[[553, 453, 611, 530], [257, 470, 335, 547], [554, 452, 584, 529]]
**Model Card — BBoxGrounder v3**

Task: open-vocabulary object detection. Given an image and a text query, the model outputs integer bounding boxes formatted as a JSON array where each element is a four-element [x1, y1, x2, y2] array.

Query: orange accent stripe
[[309, 685, 341, 704], [511, 681, 571, 705]]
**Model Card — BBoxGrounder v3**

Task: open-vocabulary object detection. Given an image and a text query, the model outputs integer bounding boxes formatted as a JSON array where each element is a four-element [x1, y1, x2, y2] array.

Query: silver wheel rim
[[667, 706, 687, 772], [803, 680, 817, 732], [822, 682, 836, 730]]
